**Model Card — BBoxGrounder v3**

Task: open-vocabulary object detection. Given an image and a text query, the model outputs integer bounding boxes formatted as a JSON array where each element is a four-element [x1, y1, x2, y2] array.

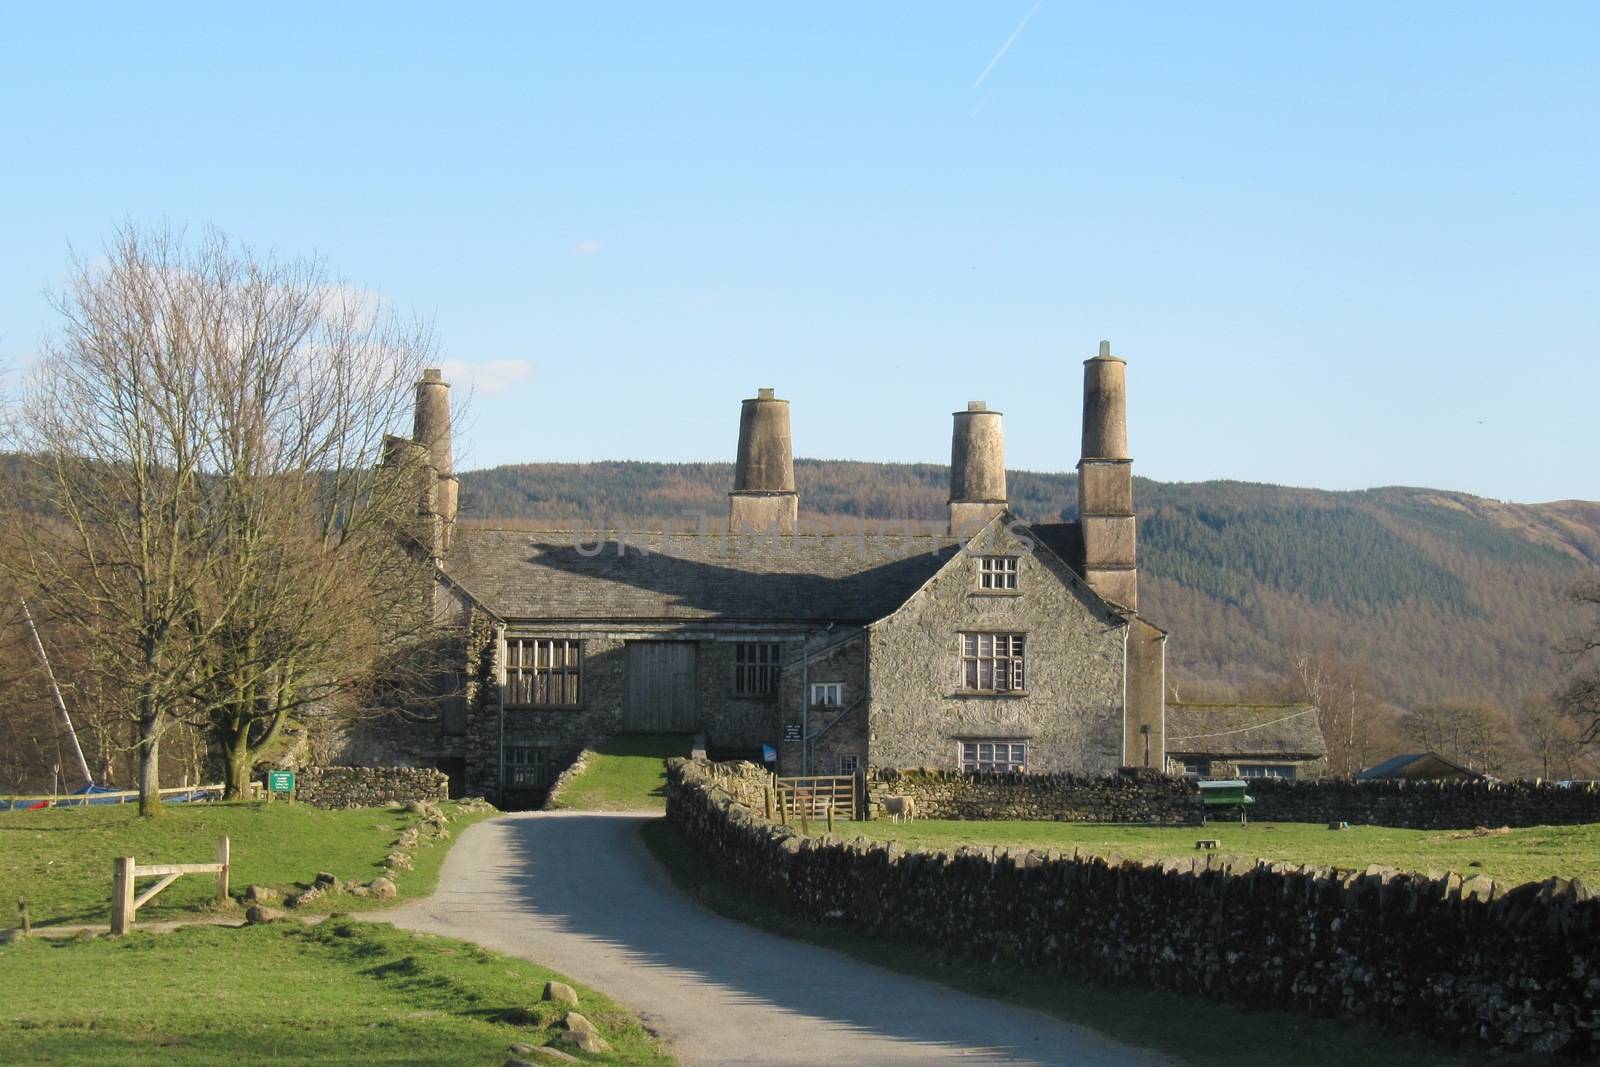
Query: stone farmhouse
[[356, 345, 1312, 805]]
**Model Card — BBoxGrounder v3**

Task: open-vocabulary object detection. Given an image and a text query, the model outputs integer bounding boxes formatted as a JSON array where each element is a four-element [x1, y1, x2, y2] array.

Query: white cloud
[[569, 239, 603, 257], [440, 358, 534, 397]]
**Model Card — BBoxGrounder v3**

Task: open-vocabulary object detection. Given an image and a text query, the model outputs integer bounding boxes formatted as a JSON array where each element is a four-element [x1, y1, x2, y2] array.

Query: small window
[[1238, 764, 1295, 781], [960, 740, 1027, 773], [1180, 758, 1212, 778], [838, 754, 860, 775], [811, 682, 843, 707], [504, 743, 553, 788], [505, 638, 582, 707], [959, 633, 1025, 691], [978, 556, 1019, 590], [735, 642, 781, 695]]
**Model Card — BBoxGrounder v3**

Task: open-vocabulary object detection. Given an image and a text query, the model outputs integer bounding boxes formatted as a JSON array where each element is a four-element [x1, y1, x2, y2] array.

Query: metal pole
[[20, 599, 92, 788]]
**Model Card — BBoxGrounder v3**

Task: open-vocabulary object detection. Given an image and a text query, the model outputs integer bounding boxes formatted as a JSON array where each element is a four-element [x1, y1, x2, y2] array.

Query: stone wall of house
[[776, 632, 869, 776], [297, 766, 450, 809], [696, 638, 790, 755], [868, 767, 1196, 822], [668, 759, 1600, 1058], [867, 523, 1126, 774], [1246, 776, 1600, 829]]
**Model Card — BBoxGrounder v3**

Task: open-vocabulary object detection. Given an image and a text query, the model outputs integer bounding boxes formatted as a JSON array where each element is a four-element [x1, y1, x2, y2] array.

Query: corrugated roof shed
[[1356, 752, 1482, 780], [1165, 703, 1327, 759], [443, 527, 961, 622]]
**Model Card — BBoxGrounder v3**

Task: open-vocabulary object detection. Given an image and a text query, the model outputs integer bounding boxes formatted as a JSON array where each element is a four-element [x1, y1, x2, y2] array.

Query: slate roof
[[443, 527, 962, 623], [1029, 522, 1085, 574], [1356, 752, 1483, 781], [1165, 703, 1327, 759]]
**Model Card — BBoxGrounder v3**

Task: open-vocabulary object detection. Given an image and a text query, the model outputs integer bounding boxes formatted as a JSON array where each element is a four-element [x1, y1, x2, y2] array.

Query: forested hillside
[[459, 461, 1600, 718]]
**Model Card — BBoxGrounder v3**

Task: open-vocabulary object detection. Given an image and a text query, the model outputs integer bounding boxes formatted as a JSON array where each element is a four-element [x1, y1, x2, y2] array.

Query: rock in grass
[[542, 980, 579, 1006], [558, 1030, 611, 1054], [528, 1048, 579, 1063], [506, 1050, 578, 1065], [243, 885, 280, 904], [245, 905, 283, 925], [562, 1011, 598, 1035], [314, 871, 338, 887], [367, 877, 397, 899]]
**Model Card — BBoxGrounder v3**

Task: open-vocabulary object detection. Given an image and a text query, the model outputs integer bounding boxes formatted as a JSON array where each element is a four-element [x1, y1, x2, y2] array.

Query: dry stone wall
[[296, 766, 449, 809], [869, 767, 1195, 822], [868, 768, 1600, 830], [669, 758, 1600, 1057], [1247, 776, 1600, 829]]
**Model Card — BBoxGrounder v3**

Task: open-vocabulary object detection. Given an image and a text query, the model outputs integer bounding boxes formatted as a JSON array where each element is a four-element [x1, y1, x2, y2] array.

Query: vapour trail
[[972, 0, 1044, 89]]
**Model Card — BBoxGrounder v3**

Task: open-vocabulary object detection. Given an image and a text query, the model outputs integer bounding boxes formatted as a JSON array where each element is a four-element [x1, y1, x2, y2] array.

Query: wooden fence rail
[[1, 783, 224, 808], [111, 836, 230, 935]]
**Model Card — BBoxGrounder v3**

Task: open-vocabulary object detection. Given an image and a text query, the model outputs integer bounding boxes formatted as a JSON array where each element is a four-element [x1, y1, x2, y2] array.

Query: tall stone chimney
[[412, 368, 459, 551], [729, 388, 798, 533], [1078, 341, 1136, 609], [948, 401, 1007, 535]]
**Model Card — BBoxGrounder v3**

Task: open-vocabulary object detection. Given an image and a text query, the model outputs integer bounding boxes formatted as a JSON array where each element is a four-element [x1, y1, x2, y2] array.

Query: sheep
[[882, 794, 918, 823]]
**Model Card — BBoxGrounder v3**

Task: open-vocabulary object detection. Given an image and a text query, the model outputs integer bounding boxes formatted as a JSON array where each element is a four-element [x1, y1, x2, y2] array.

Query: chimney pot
[[967, 400, 987, 411], [757, 387, 776, 400]]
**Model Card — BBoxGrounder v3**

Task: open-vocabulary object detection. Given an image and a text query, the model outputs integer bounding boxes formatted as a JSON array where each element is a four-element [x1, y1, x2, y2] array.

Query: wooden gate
[[776, 774, 859, 820], [623, 641, 698, 732]]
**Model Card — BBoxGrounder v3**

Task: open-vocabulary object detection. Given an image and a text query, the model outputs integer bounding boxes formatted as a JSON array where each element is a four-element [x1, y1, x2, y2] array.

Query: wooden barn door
[[624, 641, 698, 732]]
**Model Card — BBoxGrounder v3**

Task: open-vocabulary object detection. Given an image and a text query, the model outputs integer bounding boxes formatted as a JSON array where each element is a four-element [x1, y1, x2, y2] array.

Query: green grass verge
[[0, 800, 495, 927], [838, 818, 1600, 887], [548, 734, 693, 812], [0, 918, 672, 1066], [641, 818, 1465, 1067]]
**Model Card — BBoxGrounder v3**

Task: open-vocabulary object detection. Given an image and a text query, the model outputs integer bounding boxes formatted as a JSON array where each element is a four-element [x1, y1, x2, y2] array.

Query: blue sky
[[2, 3, 1595, 501]]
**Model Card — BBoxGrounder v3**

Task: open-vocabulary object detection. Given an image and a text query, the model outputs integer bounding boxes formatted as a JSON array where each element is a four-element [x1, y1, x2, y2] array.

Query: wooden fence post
[[111, 856, 135, 935], [826, 799, 835, 834], [215, 837, 230, 905], [18, 896, 30, 937], [763, 787, 775, 821]]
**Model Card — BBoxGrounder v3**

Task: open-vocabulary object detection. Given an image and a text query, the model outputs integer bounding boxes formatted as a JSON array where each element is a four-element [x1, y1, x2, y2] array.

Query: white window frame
[[838, 754, 860, 775], [959, 632, 1026, 692], [1238, 763, 1296, 781], [734, 641, 781, 696], [960, 740, 1028, 773], [1179, 758, 1212, 778], [978, 555, 1019, 590], [810, 682, 844, 708]]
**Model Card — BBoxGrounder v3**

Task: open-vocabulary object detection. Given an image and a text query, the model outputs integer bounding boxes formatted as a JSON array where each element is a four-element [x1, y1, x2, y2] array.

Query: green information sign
[[267, 771, 295, 794]]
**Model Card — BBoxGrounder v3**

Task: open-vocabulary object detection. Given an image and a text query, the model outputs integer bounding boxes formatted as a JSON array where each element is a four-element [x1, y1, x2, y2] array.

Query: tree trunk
[[137, 727, 161, 817], [222, 725, 250, 801]]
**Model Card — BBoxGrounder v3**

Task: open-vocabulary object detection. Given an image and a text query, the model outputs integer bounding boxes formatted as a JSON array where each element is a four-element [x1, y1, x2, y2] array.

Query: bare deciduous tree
[[1555, 575, 1600, 747], [1285, 643, 1382, 778], [2, 225, 446, 812]]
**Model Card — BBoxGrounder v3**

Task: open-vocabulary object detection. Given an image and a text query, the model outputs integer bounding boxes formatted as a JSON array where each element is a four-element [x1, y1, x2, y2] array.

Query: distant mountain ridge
[[458, 460, 1599, 711]]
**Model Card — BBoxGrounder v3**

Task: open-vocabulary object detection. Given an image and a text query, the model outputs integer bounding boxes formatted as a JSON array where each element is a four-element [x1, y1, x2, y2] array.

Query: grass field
[[839, 818, 1600, 886], [0, 918, 672, 1066], [548, 734, 693, 812], [0, 800, 494, 927], [641, 819, 1462, 1067]]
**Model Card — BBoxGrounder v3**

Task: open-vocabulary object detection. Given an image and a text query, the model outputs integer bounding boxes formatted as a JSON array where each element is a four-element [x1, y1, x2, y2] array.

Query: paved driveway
[[388, 811, 1175, 1067]]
